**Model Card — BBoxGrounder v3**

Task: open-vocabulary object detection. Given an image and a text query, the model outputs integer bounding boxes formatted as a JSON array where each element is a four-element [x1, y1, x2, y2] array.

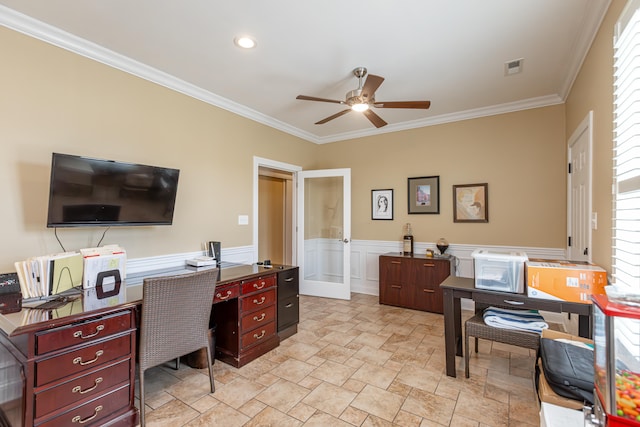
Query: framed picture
[[372, 189, 393, 220], [407, 176, 440, 214], [453, 183, 488, 223]]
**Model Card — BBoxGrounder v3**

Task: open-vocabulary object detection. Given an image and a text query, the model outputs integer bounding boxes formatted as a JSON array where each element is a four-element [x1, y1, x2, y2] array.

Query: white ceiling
[[0, 1, 610, 144]]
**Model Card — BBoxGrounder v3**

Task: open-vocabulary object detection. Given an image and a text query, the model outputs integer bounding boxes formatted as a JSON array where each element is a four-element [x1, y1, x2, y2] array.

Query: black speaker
[[208, 241, 221, 264]]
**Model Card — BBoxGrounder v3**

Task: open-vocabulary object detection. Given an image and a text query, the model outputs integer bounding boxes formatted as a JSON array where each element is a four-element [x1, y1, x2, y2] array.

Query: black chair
[[138, 268, 218, 426]]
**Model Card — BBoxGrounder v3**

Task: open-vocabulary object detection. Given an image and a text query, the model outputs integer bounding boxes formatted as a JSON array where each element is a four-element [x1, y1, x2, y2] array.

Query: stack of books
[[14, 252, 83, 300]]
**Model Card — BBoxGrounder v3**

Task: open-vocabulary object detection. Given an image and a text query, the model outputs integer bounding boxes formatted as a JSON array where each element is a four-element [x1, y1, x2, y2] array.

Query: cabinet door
[[379, 257, 413, 307], [413, 259, 450, 313]]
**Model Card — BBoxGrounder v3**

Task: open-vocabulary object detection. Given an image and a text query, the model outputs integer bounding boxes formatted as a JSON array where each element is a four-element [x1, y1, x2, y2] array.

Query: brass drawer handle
[[73, 325, 104, 340], [253, 296, 266, 305], [253, 281, 266, 290], [253, 313, 266, 322], [72, 377, 103, 394], [423, 263, 435, 267], [73, 350, 104, 366], [217, 290, 232, 300], [72, 405, 102, 424], [391, 285, 401, 289], [253, 330, 266, 339], [284, 277, 294, 282], [423, 289, 435, 293], [390, 261, 401, 264]]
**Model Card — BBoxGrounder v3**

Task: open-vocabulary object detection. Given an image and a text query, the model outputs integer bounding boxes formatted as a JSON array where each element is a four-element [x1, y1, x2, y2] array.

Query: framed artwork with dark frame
[[372, 189, 393, 220], [407, 176, 440, 214], [453, 183, 488, 223]]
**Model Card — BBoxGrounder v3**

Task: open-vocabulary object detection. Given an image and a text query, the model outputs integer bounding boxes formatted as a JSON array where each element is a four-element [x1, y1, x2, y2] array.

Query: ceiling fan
[[296, 67, 431, 128]]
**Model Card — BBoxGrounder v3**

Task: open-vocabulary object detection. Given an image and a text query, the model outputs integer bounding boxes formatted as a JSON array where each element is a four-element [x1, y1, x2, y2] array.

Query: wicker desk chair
[[138, 268, 218, 426], [464, 312, 541, 378]]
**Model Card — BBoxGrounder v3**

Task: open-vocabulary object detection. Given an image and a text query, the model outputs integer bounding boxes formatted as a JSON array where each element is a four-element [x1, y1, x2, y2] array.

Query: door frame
[[566, 111, 593, 262], [253, 157, 302, 264]]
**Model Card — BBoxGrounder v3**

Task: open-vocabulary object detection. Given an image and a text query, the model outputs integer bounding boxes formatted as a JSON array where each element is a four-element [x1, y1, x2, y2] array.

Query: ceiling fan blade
[[361, 74, 384, 100], [315, 109, 352, 125], [363, 109, 387, 128], [373, 101, 431, 109], [296, 95, 345, 105]]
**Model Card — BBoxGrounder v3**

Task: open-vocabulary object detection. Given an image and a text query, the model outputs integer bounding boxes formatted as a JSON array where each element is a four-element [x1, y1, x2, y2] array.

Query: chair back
[[139, 268, 218, 371]]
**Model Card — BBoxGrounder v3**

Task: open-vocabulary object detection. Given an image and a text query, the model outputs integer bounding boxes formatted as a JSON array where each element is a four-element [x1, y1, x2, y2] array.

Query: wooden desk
[[0, 263, 298, 427], [440, 275, 592, 378]]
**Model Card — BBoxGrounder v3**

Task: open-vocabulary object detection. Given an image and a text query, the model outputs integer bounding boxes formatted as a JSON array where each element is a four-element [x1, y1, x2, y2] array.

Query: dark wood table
[[440, 275, 592, 378]]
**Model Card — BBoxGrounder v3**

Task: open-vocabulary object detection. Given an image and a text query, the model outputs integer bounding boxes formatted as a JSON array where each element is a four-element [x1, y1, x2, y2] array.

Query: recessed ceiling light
[[234, 36, 256, 49]]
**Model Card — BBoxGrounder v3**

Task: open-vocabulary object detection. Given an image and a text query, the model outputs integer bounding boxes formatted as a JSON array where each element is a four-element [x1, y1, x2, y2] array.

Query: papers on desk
[[14, 252, 83, 299], [81, 245, 126, 290]]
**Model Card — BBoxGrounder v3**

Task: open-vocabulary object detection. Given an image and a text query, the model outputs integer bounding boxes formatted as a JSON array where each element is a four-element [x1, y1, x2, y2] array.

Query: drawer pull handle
[[503, 300, 524, 305], [217, 290, 232, 300], [72, 377, 103, 394], [423, 263, 435, 267], [253, 296, 266, 305], [285, 303, 293, 308], [73, 325, 104, 340], [423, 289, 435, 293], [391, 285, 402, 289], [253, 330, 266, 339], [73, 350, 104, 366], [72, 405, 102, 424], [284, 277, 294, 282], [253, 281, 266, 290], [253, 313, 266, 322], [391, 261, 401, 264]]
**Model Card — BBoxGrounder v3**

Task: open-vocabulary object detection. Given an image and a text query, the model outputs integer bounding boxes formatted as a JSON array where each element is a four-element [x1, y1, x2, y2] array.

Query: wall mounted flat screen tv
[[47, 153, 180, 227]]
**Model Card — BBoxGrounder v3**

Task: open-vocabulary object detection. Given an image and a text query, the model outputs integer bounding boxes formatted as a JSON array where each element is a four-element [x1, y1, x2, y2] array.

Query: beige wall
[[0, 27, 318, 272], [0, 0, 623, 273], [318, 106, 567, 248], [565, 0, 626, 271]]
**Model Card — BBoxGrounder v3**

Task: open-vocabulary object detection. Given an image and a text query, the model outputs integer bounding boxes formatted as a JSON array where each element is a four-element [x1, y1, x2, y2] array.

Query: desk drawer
[[241, 276, 276, 295], [240, 321, 276, 350], [35, 334, 132, 387], [35, 358, 131, 419], [36, 383, 130, 427], [473, 292, 559, 312], [214, 284, 239, 303], [36, 311, 132, 355], [241, 288, 276, 313], [241, 305, 276, 332]]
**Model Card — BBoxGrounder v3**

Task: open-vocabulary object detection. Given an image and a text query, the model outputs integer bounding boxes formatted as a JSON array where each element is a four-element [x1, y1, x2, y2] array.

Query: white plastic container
[[471, 249, 528, 293]]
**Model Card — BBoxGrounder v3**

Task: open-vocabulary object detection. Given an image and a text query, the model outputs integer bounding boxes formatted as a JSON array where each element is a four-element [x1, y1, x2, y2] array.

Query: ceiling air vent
[[504, 58, 524, 76]]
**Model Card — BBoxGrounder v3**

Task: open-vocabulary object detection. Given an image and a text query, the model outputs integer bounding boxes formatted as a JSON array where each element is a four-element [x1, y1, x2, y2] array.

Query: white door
[[297, 169, 351, 300], [567, 112, 593, 262]]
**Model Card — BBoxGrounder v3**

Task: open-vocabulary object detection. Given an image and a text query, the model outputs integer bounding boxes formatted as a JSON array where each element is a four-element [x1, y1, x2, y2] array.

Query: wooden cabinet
[[277, 267, 299, 340], [379, 254, 453, 314], [214, 274, 279, 368], [0, 307, 137, 427]]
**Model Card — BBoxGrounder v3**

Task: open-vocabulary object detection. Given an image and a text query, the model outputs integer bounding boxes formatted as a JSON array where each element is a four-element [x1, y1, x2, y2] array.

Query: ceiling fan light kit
[[296, 67, 431, 128]]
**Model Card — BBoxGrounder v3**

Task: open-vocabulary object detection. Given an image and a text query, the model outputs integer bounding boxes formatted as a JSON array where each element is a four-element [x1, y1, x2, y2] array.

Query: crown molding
[[0, 5, 570, 145]]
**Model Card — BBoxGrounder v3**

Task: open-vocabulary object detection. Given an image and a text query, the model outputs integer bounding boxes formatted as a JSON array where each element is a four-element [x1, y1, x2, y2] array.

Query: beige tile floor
[[137, 293, 545, 426]]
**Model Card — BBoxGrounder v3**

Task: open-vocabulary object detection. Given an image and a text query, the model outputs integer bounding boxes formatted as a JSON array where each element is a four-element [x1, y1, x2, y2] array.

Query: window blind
[[613, 0, 640, 291]]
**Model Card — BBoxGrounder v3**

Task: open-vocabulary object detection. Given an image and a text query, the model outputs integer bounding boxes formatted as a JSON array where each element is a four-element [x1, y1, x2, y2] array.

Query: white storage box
[[472, 249, 528, 293]]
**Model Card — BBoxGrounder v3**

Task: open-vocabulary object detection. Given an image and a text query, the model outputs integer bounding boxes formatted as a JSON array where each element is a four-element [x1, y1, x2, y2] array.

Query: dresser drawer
[[36, 311, 132, 355], [36, 383, 130, 427], [240, 304, 276, 332], [473, 291, 559, 312], [35, 358, 131, 419], [213, 284, 239, 303], [277, 268, 298, 299], [241, 288, 276, 313], [240, 275, 276, 295], [35, 334, 132, 387], [240, 321, 276, 350]]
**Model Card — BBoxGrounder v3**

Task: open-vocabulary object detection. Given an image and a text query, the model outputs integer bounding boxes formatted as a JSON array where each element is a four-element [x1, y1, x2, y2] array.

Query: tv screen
[[46, 153, 180, 227]]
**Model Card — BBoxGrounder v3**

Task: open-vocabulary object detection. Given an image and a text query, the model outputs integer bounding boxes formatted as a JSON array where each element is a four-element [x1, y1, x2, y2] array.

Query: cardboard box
[[538, 329, 593, 411], [526, 259, 607, 303], [539, 402, 584, 427]]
